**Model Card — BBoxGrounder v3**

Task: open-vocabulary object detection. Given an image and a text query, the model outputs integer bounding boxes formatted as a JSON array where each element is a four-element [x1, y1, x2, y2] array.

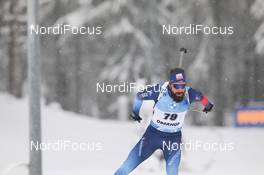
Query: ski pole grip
[[180, 47, 187, 54], [178, 47, 187, 68]]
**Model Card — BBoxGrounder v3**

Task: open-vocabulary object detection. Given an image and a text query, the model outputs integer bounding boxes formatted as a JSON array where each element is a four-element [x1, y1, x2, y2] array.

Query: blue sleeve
[[188, 87, 203, 104], [132, 83, 161, 115], [132, 96, 143, 114]]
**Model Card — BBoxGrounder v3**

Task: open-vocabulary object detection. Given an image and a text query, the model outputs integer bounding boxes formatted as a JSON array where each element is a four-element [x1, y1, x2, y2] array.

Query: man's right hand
[[130, 112, 142, 123]]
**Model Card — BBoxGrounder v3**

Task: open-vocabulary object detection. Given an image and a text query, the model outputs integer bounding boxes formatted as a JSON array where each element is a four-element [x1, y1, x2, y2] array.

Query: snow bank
[[0, 94, 263, 175]]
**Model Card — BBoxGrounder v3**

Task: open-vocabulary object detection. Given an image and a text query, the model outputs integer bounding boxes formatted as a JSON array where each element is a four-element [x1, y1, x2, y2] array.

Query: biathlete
[[114, 68, 214, 175]]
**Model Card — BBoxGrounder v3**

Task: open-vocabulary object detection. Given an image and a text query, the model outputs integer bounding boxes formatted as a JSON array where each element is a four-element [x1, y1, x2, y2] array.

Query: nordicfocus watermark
[[162, 24, 234, 35], [29, 24, 102, 35], [163, 140, 235, 152], [30, 140, 102, 152], [96, 82, 161, 93]]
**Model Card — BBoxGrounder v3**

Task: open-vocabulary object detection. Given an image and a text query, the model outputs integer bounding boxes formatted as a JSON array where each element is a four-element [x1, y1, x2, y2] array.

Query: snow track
[[0, 94, 263, 175]]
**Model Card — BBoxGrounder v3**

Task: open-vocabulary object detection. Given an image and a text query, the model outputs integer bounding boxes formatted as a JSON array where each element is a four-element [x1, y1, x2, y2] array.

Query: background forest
[[0, 0, 264, 126]]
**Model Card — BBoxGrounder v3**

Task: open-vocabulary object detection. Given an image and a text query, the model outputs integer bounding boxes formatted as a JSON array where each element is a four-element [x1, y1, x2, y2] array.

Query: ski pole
[[178, 47, 187, 68]]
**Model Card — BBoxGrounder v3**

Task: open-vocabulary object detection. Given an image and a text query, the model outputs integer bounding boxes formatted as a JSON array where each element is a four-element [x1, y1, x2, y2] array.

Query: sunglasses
[[171, 82, 186, 91]]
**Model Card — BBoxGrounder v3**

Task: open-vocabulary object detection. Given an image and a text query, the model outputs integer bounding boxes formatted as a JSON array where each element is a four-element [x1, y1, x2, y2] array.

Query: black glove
[[130, 112, 142, 123], [203, 103, 214, 113]]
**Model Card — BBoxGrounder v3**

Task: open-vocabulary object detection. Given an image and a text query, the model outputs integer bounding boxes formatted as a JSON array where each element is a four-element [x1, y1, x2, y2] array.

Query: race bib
[[151, 107, 187, 133]]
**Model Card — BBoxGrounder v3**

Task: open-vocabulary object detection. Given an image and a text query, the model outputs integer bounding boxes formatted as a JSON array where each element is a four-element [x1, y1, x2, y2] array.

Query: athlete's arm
[[188, 87, 214, 113], [132, 83, 161, 116]]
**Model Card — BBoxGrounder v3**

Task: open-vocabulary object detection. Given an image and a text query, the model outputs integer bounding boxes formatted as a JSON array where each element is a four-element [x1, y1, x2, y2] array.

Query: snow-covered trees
[[0, 0, 263, 125], [0, 0, 27, 97], [251, 0, 264, 54]]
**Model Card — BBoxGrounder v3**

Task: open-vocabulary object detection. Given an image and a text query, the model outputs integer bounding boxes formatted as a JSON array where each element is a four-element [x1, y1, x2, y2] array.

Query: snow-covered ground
[[0, 93, 264, 175]]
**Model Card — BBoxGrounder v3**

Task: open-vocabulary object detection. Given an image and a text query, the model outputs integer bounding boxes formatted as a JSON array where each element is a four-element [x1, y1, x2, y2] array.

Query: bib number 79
[[164, 113, 178, 121]]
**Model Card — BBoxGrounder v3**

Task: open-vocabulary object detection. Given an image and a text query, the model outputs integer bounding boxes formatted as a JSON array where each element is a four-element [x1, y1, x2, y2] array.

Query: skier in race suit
[[114, 68, 214, 175]]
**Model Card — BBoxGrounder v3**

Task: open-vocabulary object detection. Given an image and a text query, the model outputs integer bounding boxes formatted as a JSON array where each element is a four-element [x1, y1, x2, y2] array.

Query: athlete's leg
[[114, 128, 159, 175], [163, 148, 181, 175], [162, 132, 182, 175]]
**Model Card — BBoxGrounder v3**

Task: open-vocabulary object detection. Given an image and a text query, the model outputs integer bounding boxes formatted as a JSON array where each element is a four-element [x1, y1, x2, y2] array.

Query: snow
[[55, 1, 111, 27], [0, 93, 264, 175], [251, 0, 264, 54], [105, 18, 134, 37]]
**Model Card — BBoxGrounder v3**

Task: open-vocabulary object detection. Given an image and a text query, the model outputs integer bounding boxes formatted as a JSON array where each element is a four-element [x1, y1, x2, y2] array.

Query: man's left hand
[[203, 103, 214, 113]]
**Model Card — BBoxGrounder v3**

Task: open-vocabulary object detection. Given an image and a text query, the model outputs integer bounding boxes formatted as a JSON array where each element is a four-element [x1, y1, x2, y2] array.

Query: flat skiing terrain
[[0, 94, 263, 175]]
